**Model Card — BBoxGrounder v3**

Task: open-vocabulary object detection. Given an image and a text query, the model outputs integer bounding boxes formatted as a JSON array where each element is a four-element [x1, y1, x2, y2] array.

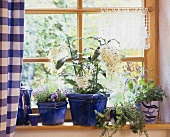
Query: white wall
[[159, 0, 170, 122]]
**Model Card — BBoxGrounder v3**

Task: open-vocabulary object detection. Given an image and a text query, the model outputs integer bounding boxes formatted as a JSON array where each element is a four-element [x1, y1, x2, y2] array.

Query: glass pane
[[100, 62, 143, 106], [25, 0, 77, 8], [83, 14, 143, 57], [21, 63, 74, 88], [83, 0, 142, 7], [24, 14, 77, 57]]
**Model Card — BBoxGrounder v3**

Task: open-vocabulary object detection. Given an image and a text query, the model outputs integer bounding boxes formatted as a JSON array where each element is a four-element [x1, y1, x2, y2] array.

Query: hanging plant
[[95, 104, 148, 137]]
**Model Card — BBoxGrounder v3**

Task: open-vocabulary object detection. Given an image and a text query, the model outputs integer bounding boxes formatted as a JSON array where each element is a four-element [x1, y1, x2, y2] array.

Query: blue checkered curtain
[[0, 0, 24, 136]]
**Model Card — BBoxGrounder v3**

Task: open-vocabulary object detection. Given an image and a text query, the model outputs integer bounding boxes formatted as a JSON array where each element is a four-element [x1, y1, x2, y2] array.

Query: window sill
[[16, 122, 170, 131]]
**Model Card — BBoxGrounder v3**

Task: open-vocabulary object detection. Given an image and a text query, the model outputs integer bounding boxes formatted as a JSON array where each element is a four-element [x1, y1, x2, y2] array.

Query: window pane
[[83, 0, 142, 7], [83, 14, 143, 57], [25, 0, 77, 8], [24, 14, 77, 57], [21, 63, 75, 88], [101, 62, 143, 105]]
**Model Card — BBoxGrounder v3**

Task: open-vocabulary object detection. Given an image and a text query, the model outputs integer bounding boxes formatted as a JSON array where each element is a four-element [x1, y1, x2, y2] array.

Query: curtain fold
[[0, 0, 24, 136]]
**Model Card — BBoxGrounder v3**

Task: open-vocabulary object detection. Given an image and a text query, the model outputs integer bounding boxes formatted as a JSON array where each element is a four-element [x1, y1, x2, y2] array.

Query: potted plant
[[126, 69, 166, 123], [32, 85, 68, 125], [95, 103, 148, 137], [48, 37, 123, 126]]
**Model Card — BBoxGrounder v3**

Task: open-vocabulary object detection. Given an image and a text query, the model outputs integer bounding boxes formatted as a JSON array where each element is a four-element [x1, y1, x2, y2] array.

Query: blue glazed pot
[[66, 93, 110, 126], [37, 102, 67, 125]]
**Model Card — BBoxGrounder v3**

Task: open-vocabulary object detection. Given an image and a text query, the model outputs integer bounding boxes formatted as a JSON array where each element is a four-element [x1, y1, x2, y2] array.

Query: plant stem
[[95, 63, 99, 88], [67, 38, 77, 75]]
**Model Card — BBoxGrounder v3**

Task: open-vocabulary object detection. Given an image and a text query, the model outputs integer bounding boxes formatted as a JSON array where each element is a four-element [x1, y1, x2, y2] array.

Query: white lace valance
[[98, 8, 150, 50]]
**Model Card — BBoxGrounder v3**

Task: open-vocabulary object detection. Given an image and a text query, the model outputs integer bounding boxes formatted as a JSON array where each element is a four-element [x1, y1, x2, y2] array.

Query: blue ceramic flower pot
[[66, 93, 110, 126], [37, 102, 67, 125]]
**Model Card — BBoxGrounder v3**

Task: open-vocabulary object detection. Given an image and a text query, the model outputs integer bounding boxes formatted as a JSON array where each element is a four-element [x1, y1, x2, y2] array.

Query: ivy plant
[[95, 104, 148, 137]]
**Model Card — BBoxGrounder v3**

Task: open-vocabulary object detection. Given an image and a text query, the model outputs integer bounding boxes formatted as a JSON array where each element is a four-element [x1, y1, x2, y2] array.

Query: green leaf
[[77, 88, 86, 94], [77, 66, 84, 76], [139, 79, 145, 85], [96, 83, 104, 90], [148, 80, 155, 88], [65, 79, 77, 86], [100, 69, 106, 78], [55, 57, 67, 70], [91, 47, 100, 61], [128, 82, 133, 91]]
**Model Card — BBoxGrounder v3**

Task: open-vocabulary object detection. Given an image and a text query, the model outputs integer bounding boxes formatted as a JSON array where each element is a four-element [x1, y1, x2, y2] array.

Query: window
[[23, 0, 158, 104]]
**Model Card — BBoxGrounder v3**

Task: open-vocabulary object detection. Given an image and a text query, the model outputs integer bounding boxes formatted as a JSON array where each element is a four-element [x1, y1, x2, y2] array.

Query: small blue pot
[[29, 114, 40, 126], [67, 93, 110, 126], [37, 102, 67, 125]]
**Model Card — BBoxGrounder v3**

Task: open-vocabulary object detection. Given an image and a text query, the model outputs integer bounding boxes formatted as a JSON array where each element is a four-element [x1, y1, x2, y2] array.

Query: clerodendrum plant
[[48, 37, 123, 94]]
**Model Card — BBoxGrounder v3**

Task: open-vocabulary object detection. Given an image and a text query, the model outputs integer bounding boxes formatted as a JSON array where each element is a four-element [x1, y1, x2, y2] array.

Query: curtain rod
[[100, 7, 152, 12]]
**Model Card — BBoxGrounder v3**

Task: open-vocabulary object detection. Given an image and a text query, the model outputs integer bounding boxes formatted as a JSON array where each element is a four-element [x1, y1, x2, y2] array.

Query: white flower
[[48, 40, 69, 73], [48, 62, 56, 74], [76, 75, 90, 90], [100, 45, 121, 76], [48, 46, 68, 63]]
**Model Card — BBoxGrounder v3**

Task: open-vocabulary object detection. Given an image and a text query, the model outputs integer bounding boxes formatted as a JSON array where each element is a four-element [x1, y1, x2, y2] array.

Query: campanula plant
[[32, 85, 68, 125], [32, 85, 67, 103], [126, 68, 166, 103]]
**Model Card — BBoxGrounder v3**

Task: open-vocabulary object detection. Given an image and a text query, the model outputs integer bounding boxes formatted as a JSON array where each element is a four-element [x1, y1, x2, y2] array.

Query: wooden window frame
[[25, 0, 159, 120], [24, 0, 159, 84]]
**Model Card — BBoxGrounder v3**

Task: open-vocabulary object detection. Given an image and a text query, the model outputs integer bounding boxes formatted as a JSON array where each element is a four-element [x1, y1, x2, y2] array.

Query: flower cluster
[[48, 40, 68, 73], [49, 39, 68, 60], [50, 93, 58, 102], [32, 85, 49, 98], [100, 44, 121, 76], [32, 85, 67, 103], [76, 75, 90, 90], [47, 89, 68, 102], [48, 46, 68, 62]]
